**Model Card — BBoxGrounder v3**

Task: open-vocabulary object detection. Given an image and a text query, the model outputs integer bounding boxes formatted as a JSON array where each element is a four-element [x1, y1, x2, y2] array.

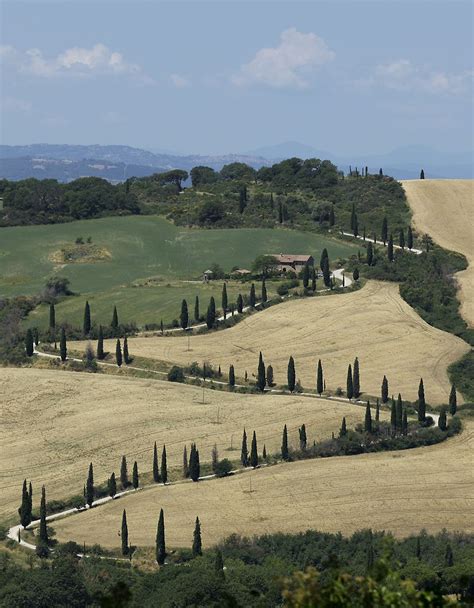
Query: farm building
[[271, 253, 314, 273]]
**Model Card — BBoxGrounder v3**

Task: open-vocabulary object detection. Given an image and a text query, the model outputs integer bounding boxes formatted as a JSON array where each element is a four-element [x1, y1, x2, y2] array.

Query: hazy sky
[[1, 0, 472, 155]]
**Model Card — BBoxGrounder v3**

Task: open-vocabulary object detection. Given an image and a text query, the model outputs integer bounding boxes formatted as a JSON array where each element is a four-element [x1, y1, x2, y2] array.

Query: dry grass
[[0, 367, 372, 520], [90, 280, 469, 405], [402, 179, 474, 326], [52, 419, 474, 547]]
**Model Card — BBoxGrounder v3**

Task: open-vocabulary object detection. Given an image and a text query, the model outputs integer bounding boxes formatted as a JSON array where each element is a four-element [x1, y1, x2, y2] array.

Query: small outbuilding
[[203, 269, 214, 282]]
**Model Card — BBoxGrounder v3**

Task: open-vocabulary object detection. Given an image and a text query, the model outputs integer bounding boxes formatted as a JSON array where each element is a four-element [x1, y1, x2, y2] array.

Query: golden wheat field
[[402, 179, 474, 326], [52, 417, 474, 548], [0, 366, 375, 520], [88, 280, 469, 405]]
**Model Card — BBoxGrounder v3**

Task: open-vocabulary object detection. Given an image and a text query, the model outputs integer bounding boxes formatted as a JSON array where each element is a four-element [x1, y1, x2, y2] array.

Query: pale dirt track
[[91, 281, 469, 405], [0, 367, 373, 519], [53, 419, 474, 547], [402, 179, 474, 326]]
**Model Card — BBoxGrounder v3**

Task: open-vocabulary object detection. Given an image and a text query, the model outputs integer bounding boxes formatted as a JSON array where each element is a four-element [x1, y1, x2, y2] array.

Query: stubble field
[[402, 179, 474, 326], [89, 280, 469, 405], [0, 366, 373, 521]]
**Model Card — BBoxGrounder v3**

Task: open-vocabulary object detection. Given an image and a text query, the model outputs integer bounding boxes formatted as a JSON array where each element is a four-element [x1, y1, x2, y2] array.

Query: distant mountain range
[[0, 142, 472, 182]]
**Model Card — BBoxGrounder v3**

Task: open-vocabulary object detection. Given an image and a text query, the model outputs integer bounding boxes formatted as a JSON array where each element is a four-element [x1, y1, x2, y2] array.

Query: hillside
[[402, 179, 474, 326]]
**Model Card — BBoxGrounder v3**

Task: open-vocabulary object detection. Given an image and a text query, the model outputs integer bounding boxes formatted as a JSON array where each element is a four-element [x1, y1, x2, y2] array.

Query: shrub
[[214, 459, 233, 477], [168, 365, 185, 382]]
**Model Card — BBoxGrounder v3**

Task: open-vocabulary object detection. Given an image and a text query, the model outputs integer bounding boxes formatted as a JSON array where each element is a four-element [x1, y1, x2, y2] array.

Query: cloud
[[366, 59, 473, 95], [232, 28, 335, 89], [170, 73, 190, 88], [0, 43, 153, 83]]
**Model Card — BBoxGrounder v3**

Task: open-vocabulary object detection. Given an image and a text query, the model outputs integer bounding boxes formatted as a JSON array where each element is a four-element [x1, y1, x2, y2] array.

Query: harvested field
[[92, 281, 469, 405], [52, 419, 474, 547], [402, 179, 474, 326], [0, 367, 373, 520]]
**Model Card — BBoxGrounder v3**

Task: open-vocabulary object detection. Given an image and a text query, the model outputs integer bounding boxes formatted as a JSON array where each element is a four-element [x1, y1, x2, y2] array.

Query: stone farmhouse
[[272, 254, 314, 273]]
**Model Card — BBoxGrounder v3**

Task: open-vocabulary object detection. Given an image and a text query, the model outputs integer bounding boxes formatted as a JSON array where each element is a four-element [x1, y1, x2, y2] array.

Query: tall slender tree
[[215, 549, 225, 578], [407, 226, 413, 250], [108, 472, 117, 498], [353, 357, 361, 398], [161, 445, 168, 484], [153, 442, 160, 483], [189, 443, 200, 481], [192, 516, 202, 556], [257, 352, 266, 392], [261, 279, 267, 303], [121, 510, 129, 555], [302, 264, 310, 289], [390, 398, 397, 435], [339, 417, 347, 437], [396, 394, 403, 430], [249, 283, 256, 308], [418, 378, 426, 422], [346, 364, 354, 400], [123, 336, 131, 364], [237, 293, 244, 314], [364, 402, 372, 433], [320, 248, 328, 272], [180, 299, 189, 330], [194, 296, 200, 322], [387, 234, 394, 262], [317, 359, 324, 395], [60, 327, 67, 361], [19, 479, 31, 527], [438, 408, 447, 431], [83, 300, 91, 336], [381, 375, 389, 403], [132, 461, 139, 489], [266, 364, 274, 387], [156, 509, 166, 565], [183, 445, 189, 478], [25, 329, 34, 357], [206, 297, 216, 329], [329, 204, 335, 226], [399, 229, 405, 250], [449, 385, 457, 416], [86, 462, 94, 507], [241, 429, 249, 466], [322, 256, 331, 287], [49, 302, 56, 333], [281, 424, 289, 460], [111, 305, 119, 330], [420, 169, 425, 180], [381, 217, 388, 245], [250, 431, 259, 468], [402, 409, 408, 436], [375, 398, 380, 423], [299, 424, 307, 451], [228, 364, 235, 388], [221, 284, 228, 318], [311, 266, 316, 292], [115, 339, 122, 367], [97, 325, 105, 360], [287, 356, 296, 392], [120, 455, 128, 488], [37, 485, 48, 556]]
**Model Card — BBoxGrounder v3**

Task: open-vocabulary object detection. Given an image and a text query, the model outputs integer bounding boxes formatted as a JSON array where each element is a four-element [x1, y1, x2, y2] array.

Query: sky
[[1, 0, 473, 156]]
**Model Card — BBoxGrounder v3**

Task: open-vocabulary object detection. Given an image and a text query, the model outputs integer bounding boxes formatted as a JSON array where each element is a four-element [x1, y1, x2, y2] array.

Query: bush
[[214, 459, 233, 477], [168, 365, 185, 382]]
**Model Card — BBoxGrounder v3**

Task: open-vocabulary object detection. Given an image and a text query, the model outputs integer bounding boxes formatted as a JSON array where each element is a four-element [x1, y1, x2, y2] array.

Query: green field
[[0, 214, 359, 327]]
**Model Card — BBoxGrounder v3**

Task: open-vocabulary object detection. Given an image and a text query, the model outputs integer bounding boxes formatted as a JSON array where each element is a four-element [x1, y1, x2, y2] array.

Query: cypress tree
[[211, 444, 218, 472], [123, 336, 131, 364], [49, 302, 56, 332], [262, 444, 267, 460], [221, 284, 228, 318], [438, 408, 447, 431], [38, 485, 48, 554], [97, 325, 105, 360], [287, 356, 296, 392], [160, 319, 164, 335], [132, 461, 139, 489], [420, 169, 425, 180], [189, 443, 200, 481], [28, 481, 33, 522], [375, 398, 380, 422], [402, 409, 408, 436], [353, 357, 360, 398], [261, 279, 267, 303], [281, 424, 289, 460], [108, 472, 117, 497], [33, 328, 39, 346], [180, 299, 189, 330], [353, 213, 359, 237], [445, 544, 454, 566], [250, 431, 259, 468], [449, 385, 457, 416], [192, 516, 202, 556], [257, 351, 266, 392], [364, 402, 372, 433], [399, 229, 405, 250], [366, 242, 373, 266], [407, 226, 413, 250], [329, 204, 335, 226], [111, 305, 119, 330], [346, 364, 354, 400], [183, 445, 189, 478], [299, 424, 307, 451], [381, 375, 389, 403], [161, 445, 168, 484], [278, 200, 283, 223], [320, 248, 328, 272], [379, 168, 383, 177], [387, 234, 394, 262], [317, 359, 323, 395], [266, 364, 274, 387], [302, 264, 310, 289], [237, 293, 243, 314], [115, 339, 122, 367], [396, 394, 403, 430], [311, 266, 316, 291], [86, 462, 94, 507], [153, 442, 160, 482], [60, 327, 67, 361], [156, 508, 166, 565], [206, 297, 216, 329], [390, 398, 397, 434], [418, 378, 426, 422], [25, 329, 34, 357], [381, 217, 388, 245], [350, 203, 356, 231], [194, 296, 200, 322], [229, 364, 235, 388], [19, 479, 31, 527], [83, 300, 91, 336], [249, 283, 256, 308], [322, 256, 331, 287], [120, 455, 128, 488], [121, 509, 129, 555], [215, 549, 225, 578], [339, 417, 347, 437], [241, 429, 249, 466]]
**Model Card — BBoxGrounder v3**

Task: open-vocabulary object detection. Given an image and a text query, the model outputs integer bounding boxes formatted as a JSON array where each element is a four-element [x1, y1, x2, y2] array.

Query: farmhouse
[[272, 253, 314, 273]]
